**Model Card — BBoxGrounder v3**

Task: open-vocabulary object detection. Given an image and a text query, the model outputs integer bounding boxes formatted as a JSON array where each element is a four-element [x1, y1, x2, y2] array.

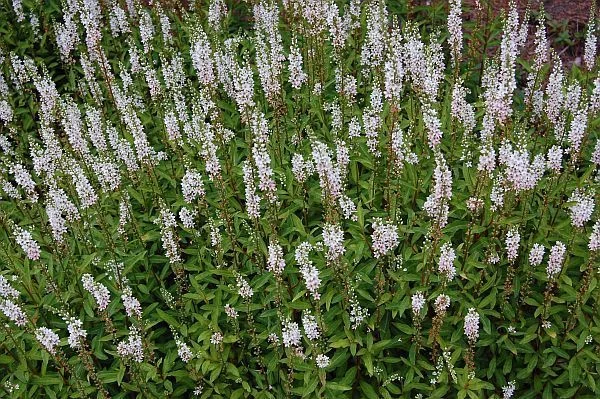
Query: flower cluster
[[434, 294, 451, 315], [464, 308, 480, 344], [371, 218, 399, 258], [224, 304, 238, 319], [66, 317, 87, 349], [210, 332, 223, 345], [288, 39, 307, 89], [82, 274, 111, 311], [349, 292, 369, 330], [498, 141, 545, 193], [584, 16, 597, 71], [0, 298, 27, 326], [302, 311, 320, 340], [176, 337, 193, 363], [236, 274, 254, 299], [267, 241, 286, 276], [295, 242, 321, 300], [411, 291, 426, 316], [447, 0, 463, 64], [154, 203, 181, 264], [35, 327, 61, 355], [505, 227, 520, 263], [322, 223, 345, 261], [0, 276, 26, 327], [179, 207, 197, 229], [589, 221, 600, 251], [529, 244, 545, 266], [315, 354, 330, 368], [502, 380, 516, 399], [312, 141, 343, 200], [282, 319, 301, 348], [181, 169, 205, 203], [568, 188, 595, 228], [424, 153, 452, 228], [291, 154, 314, 183], [0, 275, 19, 299], [546, 242, 566, 280], [13, 226, 40, 260], [122, 286, 142, 318], [117, 326, 144, 363], [438, 243, 456, 281]]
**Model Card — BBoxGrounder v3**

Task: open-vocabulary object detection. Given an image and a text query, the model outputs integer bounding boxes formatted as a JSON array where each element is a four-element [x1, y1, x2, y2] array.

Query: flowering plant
[[0, 0, 599, 398]]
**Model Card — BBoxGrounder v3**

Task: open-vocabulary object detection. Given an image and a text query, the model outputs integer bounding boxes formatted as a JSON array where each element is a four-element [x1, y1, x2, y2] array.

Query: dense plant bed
[[0, 0, 599, 397]]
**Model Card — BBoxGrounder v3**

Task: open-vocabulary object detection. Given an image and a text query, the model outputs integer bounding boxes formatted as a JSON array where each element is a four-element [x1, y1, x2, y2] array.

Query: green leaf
[[327, 382, 352, 391], [359, 381, 379, 399], [156, 308, 180, 328]]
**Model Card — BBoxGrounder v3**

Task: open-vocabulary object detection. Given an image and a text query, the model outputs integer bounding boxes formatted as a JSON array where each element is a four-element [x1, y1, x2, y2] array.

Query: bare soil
[[462, 0, 595, 66]]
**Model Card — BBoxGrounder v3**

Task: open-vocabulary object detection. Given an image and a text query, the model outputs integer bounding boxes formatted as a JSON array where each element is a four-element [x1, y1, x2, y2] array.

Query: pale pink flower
[[464, 308, 480, 343], [371, 218, 398, 258]]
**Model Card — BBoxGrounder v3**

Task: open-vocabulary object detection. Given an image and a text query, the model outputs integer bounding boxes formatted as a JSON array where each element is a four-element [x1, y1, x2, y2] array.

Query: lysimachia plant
[[0, 0, 599, 398]]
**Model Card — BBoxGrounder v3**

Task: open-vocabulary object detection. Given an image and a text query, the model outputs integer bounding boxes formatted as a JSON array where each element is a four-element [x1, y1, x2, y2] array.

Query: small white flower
[[267, 333, 279, 345], [66, 318, 86, 349], [282, 319, 301, 348], [371, 218, 399, 258], [438, 243, 456, 281], [529, 244, 545, 266], [502, 380, 516, 399], [322, 223, 345, 261], [568, 188, 595, 228], [302, 311, 320, 340], [546, 242, 566, 280], [35, 327, 60, 354], [224, 304, 238, 319], [542, 320, 552, 329], [267, 241, 286, 276], [505, 227, 520, 262], [236, 274, 253, 299], [122, 286, 142, 318], [14, 226, 40, 260], [464, 308, 480, 343], [210, 331, 223, 345], [315, 354, 330, 368], [411, 291, 426, 316], [193, 384, 204, 396], [176, 338, 193, 362]]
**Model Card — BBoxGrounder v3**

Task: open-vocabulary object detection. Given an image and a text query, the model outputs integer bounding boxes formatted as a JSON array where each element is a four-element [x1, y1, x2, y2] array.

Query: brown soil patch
[[462, 0, 595, 66]]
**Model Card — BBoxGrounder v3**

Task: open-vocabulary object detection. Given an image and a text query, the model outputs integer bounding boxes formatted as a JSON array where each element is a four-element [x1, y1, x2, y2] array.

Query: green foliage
[[0, 0, 599, 398]]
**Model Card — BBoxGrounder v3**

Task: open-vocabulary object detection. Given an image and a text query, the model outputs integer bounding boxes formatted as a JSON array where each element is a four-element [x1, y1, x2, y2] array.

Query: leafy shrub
[[0, 0, 599, 398]]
